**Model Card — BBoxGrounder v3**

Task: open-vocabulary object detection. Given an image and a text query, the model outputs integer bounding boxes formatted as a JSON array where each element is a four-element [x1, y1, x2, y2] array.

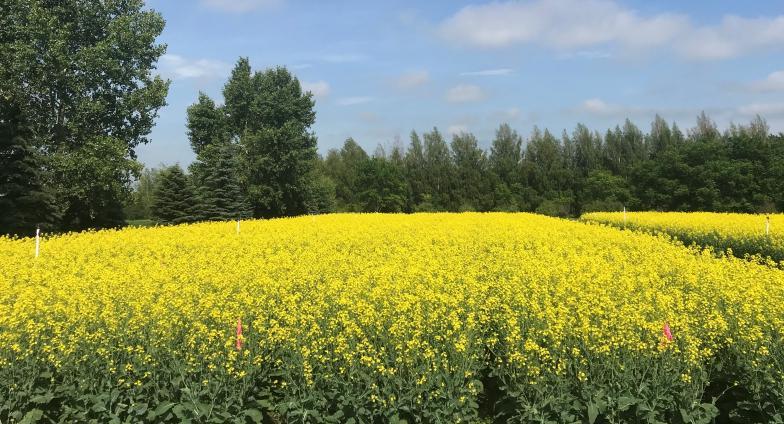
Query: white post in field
[[236, 219, 240, 235], [35, 226, 40, 258], [623, 206, 627, 227], [766, 216, 770, 236]]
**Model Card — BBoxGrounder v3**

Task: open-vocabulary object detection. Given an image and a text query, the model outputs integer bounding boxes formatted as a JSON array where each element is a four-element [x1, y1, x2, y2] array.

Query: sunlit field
[[582, 211, 784, 264], [2, 213, 784, 422]]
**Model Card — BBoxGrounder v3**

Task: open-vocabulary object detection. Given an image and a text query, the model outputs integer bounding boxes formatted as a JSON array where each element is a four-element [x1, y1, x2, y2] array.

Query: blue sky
[[138, 0, 784, 167]]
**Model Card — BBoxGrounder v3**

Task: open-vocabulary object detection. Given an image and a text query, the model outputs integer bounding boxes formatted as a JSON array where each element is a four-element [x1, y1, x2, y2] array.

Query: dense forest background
[[3, 1, 784, 236], [127, 91, 784, 224]]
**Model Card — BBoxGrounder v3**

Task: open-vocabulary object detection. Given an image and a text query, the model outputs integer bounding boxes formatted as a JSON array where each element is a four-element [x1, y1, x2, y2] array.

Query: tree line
[[128, 106, 784, 224]]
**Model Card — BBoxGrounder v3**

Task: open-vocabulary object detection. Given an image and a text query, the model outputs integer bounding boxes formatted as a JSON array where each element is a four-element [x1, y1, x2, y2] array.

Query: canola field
[[2, 213, 784, 423], [581, 211, 784, 264]]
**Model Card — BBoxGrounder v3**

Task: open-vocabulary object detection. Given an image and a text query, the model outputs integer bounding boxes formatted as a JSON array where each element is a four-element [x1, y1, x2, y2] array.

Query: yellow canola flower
[[581, 211, 784, 263], [1, 212, 783, 416]]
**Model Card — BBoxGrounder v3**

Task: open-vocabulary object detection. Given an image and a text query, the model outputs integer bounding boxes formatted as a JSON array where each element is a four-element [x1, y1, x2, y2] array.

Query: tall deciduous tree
[[405, 131, 427, 209], [0, 0, 169, 230], [422, 127, 454, 210], [241, 66, 318, 217], [124, 167, 163, 221], [187, 92, 228, 156], [489, 123, 524, 210], [451, 131, 489, 211]]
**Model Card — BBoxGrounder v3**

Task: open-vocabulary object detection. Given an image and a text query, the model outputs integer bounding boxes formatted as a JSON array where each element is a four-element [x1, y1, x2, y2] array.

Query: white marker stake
[[623, 206, 627, 227], [236, 219, 240, 234], [766, 216, 770, 236], [35, 227, 40, 258]]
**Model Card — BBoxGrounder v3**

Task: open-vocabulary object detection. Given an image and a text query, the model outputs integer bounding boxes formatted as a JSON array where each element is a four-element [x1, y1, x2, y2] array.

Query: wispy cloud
[[579, 98, 614, 115], [446, 84, 485, 103], [322, 54, 366, 63], [201, 0, 283, 13], [559, 50, 613, 60], [438, 0, 784, 61], [301, 80, 331, 98], [395, 70, 430, 89], [748, 70, 784, 92], [290, 63, 313, 70], [737, 102, 784, 117], [448, 125, 470, 135], [500, 107, 523, 121], [460, 68, 514, 76], [158, 54, 230, 80], [337, 96, 373, 106]]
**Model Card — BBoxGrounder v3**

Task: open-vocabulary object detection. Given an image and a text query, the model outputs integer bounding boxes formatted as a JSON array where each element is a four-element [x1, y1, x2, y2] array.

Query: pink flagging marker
[[236, 318, 243, 351], [662, 322, 673, 342]]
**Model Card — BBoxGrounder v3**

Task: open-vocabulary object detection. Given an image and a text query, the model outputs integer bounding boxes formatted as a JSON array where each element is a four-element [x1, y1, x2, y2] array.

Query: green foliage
[[0, 98, 58, 236], [151, 166, 197, 225], [358, 157, 408, 212], [185, 60, 318, 219], [54, 137, 142, 230], [191, 143, 250, 221], [317, 114, 784, 217], [124, 167, 163, 220], [0, 0, 169, 231], [322, 138, 369, 211], [186, 92, 229, 156]]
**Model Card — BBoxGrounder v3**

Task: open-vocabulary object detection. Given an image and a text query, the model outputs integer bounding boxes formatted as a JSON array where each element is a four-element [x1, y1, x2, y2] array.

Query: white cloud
[[158, 54, 230, 80], [301, 80, 331, 98], [460, 68, 514, 76], [748, 70, 784, 92], [576, 98, 652, 118], [580, 98, 613, 114], [201, 0, 283, 12], [446, 84, 485, 103], [336, 96, 373, 106], [448, 125, 470, 135], [396, 70, 430, 88], [737, 102, 784, 117], [438, 0, 784, 60], [502, 107, 522, 121], [291, 63, 313, 70], [677, 16, 784, 60]]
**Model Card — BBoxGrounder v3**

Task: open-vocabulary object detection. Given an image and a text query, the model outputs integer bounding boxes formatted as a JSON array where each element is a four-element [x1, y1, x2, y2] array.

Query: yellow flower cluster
[[1, 213, 783, 420], [581, 211, 784, 263]]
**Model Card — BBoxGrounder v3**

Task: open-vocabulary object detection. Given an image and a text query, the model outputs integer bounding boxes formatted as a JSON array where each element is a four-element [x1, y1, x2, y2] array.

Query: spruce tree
[[192, 143, 250, 221], [0, 98, 58, 236], [151, 166, 197, 225]]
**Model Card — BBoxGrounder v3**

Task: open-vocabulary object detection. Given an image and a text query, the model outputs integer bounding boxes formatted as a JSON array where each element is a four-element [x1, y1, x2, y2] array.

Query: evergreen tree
[[0, 98, 58, 236], [192, 143, 250, 221], [151, 166, 197, 225]]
